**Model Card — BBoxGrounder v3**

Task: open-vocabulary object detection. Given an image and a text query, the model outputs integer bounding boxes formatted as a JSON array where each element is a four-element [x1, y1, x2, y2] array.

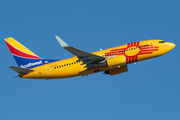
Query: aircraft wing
[[55, 36, 105, 68]]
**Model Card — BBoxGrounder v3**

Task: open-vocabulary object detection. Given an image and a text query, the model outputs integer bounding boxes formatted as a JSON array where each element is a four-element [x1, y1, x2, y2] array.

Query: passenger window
[[69, 63, 71, 65], [64, 64, 66, 67], [59, 66, 61, 68], [57, 66, 58, 68], [62, 65, 63, 67], [74, 62, 76, 64], [54, 67, 56, 69], [67, 64, 68, 66], [131, 48, 133, 50]]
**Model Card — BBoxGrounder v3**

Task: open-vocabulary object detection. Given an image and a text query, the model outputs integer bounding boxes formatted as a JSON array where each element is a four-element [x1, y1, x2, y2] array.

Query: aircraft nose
[[169, 43, 176, 49]]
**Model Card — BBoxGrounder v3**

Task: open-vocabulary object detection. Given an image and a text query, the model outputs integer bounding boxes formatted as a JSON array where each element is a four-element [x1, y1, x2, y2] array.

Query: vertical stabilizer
[[5, 37, 59, 69], [5, 37, 42, 68]]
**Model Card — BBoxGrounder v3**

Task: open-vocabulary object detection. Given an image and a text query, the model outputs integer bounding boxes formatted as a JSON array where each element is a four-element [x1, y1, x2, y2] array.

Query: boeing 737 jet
[[5, 36, 175, 79]]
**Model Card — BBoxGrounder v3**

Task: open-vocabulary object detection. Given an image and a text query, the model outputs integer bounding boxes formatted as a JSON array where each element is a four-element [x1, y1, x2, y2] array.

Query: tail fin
[[5, 37, 58, 69], [5, 37, 43, 68]]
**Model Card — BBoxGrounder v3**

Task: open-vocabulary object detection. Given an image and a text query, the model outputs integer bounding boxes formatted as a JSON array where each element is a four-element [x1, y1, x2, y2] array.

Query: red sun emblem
[[105, 42, 159, 64]]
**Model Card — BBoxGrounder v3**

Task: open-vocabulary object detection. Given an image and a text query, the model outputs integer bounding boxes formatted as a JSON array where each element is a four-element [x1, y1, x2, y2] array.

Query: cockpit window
[[159, 41, 166, 43]]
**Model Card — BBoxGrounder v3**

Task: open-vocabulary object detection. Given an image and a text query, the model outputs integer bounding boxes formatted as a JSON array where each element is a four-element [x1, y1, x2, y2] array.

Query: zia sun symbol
[[105, 42, 159, 64]]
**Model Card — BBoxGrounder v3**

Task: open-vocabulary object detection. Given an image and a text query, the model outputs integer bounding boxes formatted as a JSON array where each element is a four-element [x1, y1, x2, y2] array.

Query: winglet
[[55, 36, 69, 48]]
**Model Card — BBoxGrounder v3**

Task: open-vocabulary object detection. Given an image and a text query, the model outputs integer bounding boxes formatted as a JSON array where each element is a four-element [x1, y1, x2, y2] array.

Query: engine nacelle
[[106, 55, 126, 68], [105, 65, 128, 76]]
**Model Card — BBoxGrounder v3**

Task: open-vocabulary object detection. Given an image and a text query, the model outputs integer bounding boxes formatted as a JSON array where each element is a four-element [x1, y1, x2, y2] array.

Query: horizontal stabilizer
[[9, 66, 34, 74]]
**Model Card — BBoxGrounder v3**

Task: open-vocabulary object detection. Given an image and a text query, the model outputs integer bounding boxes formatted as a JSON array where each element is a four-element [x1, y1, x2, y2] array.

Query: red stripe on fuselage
[[5, 41, 41, 59], [126, 56, 138, 64]]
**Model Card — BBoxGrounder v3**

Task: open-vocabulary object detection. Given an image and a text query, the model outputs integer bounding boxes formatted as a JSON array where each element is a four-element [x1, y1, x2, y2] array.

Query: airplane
[[4, 36, 175, 80]]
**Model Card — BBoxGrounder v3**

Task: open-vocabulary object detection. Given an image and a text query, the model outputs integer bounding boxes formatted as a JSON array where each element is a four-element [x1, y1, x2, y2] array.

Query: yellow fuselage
[[20, 39, 175, 79]]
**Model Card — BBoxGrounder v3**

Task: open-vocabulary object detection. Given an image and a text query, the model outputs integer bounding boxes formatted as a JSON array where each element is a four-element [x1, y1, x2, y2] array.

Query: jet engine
[[106, 55, 126, 68]]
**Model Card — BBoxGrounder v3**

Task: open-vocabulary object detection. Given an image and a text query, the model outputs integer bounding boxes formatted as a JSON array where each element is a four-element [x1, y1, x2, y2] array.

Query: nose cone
[[169, 43, 176, 50]]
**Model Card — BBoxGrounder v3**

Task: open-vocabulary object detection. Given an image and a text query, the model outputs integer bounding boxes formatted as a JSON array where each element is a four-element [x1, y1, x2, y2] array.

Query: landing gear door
[[46, 66, 51, 75]]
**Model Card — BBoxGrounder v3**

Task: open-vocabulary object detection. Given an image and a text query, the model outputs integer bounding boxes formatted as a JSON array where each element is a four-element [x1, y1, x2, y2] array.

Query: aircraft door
[[46, 66, 51, 75], [149, 41, 154, 49]]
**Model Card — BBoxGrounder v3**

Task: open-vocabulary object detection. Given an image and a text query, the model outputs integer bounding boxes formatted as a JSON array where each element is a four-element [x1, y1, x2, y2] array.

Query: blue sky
[[0, 0, 179, 120]]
